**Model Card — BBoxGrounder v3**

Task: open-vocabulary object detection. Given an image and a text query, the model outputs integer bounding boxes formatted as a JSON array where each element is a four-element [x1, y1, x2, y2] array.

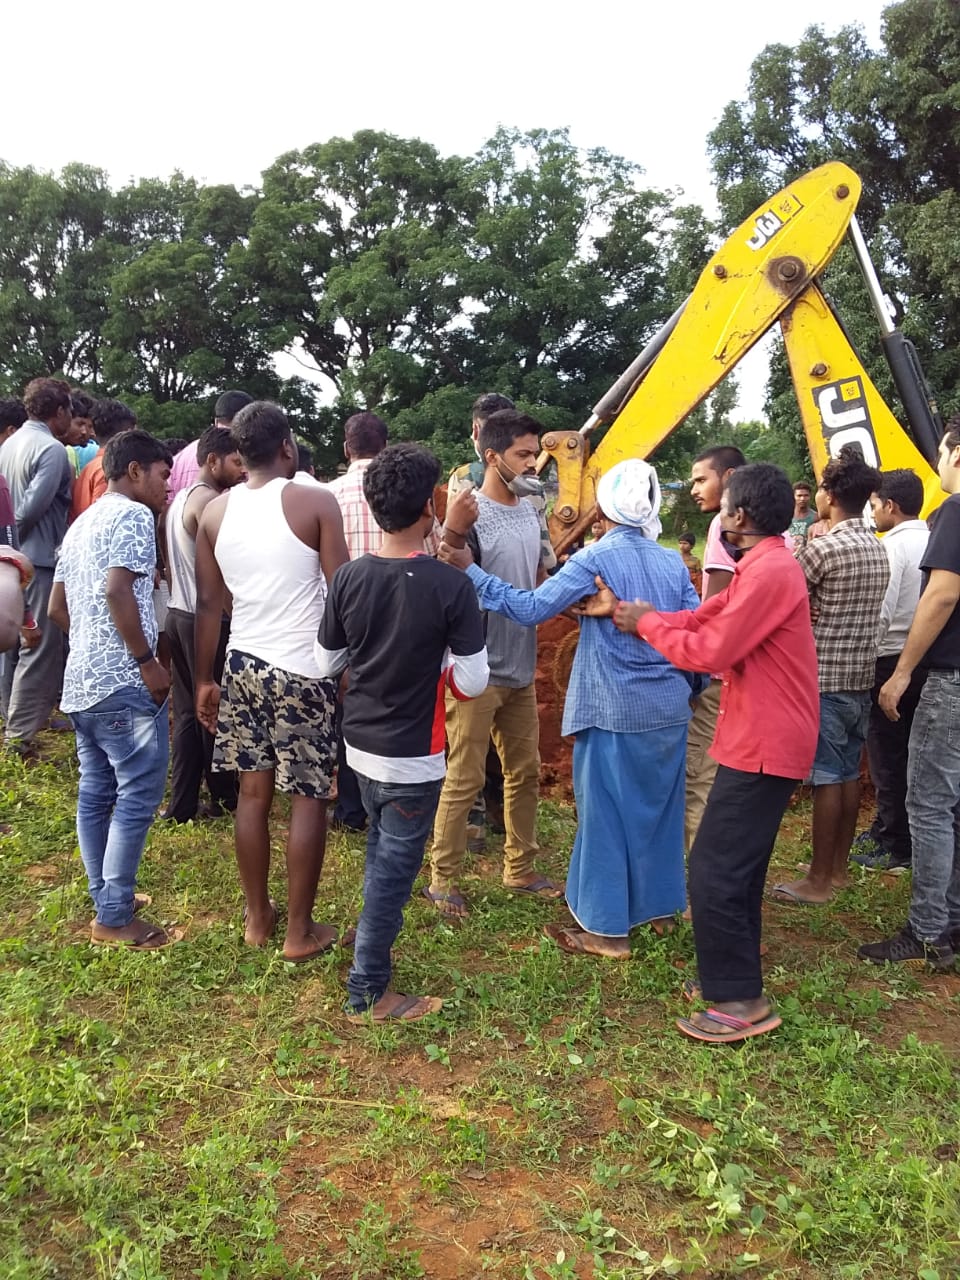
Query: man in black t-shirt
[[859, 422, 960, 971], [316, 444, 489, 1022]]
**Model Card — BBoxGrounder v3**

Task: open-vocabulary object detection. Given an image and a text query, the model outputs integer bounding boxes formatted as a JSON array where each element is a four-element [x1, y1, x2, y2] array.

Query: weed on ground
[[1, 732, 958, 1279]]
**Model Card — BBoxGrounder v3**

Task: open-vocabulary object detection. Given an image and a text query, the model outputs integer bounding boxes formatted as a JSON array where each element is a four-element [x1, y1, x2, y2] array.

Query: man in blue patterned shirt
[[48, 430, 175, 949]]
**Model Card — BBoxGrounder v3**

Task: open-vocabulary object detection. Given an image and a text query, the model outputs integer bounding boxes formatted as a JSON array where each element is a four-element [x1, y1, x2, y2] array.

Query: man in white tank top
[[161, 426, 245, 822], [194, 403, 350, 962]]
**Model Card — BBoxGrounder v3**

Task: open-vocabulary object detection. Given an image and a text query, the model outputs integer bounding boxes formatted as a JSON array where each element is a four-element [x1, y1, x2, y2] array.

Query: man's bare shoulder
[[198, 489, 229, 536], [284, 478, 341, 519]]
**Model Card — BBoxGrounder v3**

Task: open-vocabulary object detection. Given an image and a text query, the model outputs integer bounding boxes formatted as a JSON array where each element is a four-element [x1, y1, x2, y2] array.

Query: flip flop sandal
[[346, 994, 443, 1024], [544, 921, 589, 954], [282, 926, 338, 964], [422, 885, 469, 919], [91, 921, 179, 949], [544, 922, 629, 959], [505, 876, 564, 900], [682, 978, 701, 1003], [771, 883, 824, 906], [676, 1007, 782, 1044], [340, 926, 357, 948]]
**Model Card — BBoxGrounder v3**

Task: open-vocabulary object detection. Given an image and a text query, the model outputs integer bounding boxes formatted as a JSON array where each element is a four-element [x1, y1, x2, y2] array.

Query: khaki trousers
[[684, 678, 722, 853], [430, 683, 540, 890]]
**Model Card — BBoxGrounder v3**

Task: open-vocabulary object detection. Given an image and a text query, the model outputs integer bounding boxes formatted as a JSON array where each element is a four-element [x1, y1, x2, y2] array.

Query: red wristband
[[0, 553, 30, 589]]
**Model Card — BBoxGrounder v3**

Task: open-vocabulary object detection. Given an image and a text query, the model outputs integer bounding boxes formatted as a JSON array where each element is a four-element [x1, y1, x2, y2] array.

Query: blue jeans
[[70, 685, 170, 927], [906, 671, 960, 941], [346, 774, 443, 1011], [811, 690, 871, 786]]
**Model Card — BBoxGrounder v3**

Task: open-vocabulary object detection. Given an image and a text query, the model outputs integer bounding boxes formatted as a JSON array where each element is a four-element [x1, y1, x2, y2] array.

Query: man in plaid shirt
[[773, 448, 889, 905]]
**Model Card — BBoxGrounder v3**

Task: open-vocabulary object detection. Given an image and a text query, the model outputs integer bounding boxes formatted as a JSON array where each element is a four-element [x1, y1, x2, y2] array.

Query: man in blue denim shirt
[[48, 431, 175, 949], [862, 420, 960, 970]]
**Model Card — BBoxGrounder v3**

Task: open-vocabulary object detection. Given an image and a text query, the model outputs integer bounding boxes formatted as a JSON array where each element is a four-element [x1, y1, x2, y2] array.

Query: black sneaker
[[857, 924, 956, 971], [850, 847, 911, 875], [851, 830, 882, 858]]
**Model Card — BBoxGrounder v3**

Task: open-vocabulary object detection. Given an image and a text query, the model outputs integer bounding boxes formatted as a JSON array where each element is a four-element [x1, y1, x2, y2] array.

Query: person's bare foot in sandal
[[346, 992, 443, 1024], [544, 922, 630, 958], [423, 883, 469, 920], [796, 861, 850, 889], [678, 996, 780, 1043], [282, 920, 338, 963], [771, 877, 834, 905], [90, 917, 176, 949], [503, 873, 564, 900]]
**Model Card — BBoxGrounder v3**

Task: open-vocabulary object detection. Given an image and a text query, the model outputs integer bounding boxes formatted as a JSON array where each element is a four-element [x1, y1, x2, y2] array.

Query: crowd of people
[[2, 375, 959, 1041]]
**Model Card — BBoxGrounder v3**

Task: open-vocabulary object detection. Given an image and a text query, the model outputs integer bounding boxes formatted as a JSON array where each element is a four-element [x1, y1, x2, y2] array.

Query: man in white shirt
[[852, 469, 930, 873]]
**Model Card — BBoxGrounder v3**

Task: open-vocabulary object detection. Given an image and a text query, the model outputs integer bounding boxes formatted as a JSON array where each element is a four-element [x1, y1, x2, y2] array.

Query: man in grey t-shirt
[[0, 378, 73, 756], [427, 409, 561, 917]]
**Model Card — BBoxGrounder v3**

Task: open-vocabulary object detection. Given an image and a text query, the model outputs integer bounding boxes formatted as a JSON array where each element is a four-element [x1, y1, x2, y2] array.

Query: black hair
[[725, 462, 795, 535], [102, 430, 173, 481], [23, 377, 71, 422], [344, 411, 388, 458], [70, 389, 95, 419], [694, 444, 747, 475], [229, 401, 291, 467], [195, 425, 239, 467], [214, 390, 253, 423], [876, 468, 923, 517], [793, 479, 813, 492], [477, 409, 543, 460], [297, 443, 315, 473], [90, 398, 136, 445], [472, 392, 515, 424], [678, 530, 696, 547], [820, 445, 882, 515], [0, 398, 27, 431], [941, 415, 960, 452], [363, 443, 440, 532], [164, 437, 189, 456]]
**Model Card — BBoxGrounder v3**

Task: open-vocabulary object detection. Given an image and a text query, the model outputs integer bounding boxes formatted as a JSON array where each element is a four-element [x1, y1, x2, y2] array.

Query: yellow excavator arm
[[541, 161, 943, 552]]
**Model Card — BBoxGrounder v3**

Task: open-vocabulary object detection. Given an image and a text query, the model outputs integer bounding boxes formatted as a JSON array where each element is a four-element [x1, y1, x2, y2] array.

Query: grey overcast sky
[[3, 0, 889, 418]]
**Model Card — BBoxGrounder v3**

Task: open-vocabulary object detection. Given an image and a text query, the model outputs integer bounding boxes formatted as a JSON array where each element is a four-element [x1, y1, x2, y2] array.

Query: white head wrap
[[596, 458, 662, 540]]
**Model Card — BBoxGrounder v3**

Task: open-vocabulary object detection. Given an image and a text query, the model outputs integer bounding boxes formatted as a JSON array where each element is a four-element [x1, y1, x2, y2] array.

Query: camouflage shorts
[[214, 650, 337, 799]]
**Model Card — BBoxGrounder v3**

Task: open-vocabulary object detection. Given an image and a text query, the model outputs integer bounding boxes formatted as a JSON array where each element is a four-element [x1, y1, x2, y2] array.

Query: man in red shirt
[[613, 464, 818, 1043]]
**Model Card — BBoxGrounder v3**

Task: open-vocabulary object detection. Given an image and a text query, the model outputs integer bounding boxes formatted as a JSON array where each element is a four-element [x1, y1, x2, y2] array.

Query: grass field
[[1, 729, 958, 1280]]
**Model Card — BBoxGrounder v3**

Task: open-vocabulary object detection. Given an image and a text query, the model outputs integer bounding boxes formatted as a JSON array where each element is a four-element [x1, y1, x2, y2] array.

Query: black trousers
[[689, 766, 798, 1004], [866, 654, 926, 862], [166, 608, 237, 820]]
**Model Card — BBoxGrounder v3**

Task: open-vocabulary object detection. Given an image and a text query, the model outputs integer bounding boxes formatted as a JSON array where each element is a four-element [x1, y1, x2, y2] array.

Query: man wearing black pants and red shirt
[[613, 464, 818, 1043], [316, 444, 488, 1022]]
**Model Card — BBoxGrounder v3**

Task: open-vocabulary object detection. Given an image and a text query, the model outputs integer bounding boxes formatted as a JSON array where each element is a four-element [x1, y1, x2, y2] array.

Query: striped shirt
[[466, 524, 701, 735], [796, 517, 889, 692], [328, 458, 440, 558]]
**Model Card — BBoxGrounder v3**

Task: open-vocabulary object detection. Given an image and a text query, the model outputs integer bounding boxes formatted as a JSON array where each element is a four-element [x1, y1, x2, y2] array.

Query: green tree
[[101, 176, 275, 408], [0, 162, 112, 391], [708, 0, 960, 430], [243, 131, 472, 416]]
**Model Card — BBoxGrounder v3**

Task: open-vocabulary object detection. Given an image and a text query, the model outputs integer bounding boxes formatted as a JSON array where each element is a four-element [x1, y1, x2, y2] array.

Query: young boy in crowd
[[678, 530, 702, 596], [316, 443, 488, 1022]]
